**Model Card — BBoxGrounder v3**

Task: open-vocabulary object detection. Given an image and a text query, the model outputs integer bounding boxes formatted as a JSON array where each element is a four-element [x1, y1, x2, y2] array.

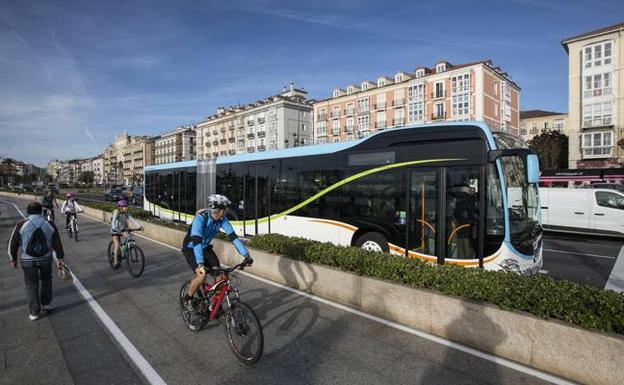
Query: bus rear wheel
[[355, 232, 389, 253]]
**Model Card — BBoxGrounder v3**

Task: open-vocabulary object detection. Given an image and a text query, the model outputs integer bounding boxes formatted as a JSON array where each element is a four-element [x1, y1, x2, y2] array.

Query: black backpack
[[26, 224, 50, 258]]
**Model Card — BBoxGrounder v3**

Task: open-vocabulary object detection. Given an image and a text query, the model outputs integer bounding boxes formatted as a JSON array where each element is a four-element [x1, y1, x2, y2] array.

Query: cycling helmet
[[207, 194, 231, 210], [117, 199, 129, 208], [66, 192, 76, 198]]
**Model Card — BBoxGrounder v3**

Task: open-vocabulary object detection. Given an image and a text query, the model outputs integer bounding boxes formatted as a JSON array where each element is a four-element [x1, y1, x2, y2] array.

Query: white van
[[540, 188, 624, 237]]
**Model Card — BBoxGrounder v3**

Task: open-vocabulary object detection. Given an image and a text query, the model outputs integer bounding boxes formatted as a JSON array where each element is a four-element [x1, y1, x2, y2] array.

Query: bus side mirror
[[526, 154, 540, 184]]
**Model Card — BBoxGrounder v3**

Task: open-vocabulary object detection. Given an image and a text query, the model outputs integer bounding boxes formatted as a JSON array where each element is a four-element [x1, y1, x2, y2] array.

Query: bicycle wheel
[[179, 282, 206, 332], [126, 245, 145, 277], [224, 301, 264, 365], [107, 241, 120, 270], [73, 221, 79, 242]]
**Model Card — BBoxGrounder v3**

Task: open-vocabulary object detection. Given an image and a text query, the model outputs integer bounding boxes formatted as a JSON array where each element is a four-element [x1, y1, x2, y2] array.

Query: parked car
[[103, 186, 126, 202], [540, 187, 624, 237], [579, 183, 624, 192], [128, 186, 143, 206]]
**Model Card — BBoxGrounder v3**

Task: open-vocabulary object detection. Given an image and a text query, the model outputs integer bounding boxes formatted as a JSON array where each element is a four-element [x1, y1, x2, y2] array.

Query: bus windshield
[[493, 133, 541, 254]]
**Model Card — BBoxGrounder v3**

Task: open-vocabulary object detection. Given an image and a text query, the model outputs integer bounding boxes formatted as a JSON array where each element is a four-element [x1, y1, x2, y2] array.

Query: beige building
[[103, 132, 155, 186], [196, 84, 313, 160], [313, 60, 520, 143], [519, 110, 568, 142], [155, 126, 197, 165], [562, 22, 624, 169], [80, 156, 105, 185]]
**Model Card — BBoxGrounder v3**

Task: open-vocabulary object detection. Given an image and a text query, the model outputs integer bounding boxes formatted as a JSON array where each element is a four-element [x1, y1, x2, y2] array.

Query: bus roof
[[145, 121, 495, 172]]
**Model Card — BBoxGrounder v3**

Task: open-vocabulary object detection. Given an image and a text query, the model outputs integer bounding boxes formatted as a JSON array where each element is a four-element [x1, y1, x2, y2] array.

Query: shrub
[[249, 234, 624, 335]]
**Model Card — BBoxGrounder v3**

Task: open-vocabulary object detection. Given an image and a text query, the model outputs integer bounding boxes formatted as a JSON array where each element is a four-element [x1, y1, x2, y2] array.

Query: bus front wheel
[[355, 232, 389, 253]]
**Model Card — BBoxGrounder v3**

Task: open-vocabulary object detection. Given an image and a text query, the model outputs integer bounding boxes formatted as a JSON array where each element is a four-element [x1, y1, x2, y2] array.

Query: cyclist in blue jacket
[[182, 194, 252, 310]]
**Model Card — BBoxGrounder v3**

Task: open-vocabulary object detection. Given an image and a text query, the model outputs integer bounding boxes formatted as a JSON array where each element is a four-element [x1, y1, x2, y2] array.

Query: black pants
[[42, 207, 55, 221], [182, 246, 220, 272], [22, 260, 53, 315]]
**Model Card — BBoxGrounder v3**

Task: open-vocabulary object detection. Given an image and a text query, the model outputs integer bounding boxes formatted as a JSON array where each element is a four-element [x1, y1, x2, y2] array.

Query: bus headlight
[[499, 259, 521, 273]]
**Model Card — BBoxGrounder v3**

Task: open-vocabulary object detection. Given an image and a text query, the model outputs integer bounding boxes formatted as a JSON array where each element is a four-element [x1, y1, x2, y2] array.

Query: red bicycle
[[179, 260, 264, 365]]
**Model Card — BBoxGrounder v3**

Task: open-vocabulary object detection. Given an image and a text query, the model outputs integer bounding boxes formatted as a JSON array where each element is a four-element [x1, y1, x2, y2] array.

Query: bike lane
[[1, 196, 565, 385]]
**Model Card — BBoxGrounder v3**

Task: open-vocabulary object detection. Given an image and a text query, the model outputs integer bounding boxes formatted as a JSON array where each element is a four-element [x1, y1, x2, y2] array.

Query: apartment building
[[562, 22, 624, 169], [313, 60, 520, 143], [519, 110, 568, 142], [103, 132, 155, 186], [154, 126, 197, 165], [196, 84, 313, 160], [80, 156, 105, 185]]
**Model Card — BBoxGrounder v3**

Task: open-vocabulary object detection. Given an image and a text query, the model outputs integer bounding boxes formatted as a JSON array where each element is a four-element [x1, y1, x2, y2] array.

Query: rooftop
[[561, 21, 624, 51], [520, 110, 567, 119]]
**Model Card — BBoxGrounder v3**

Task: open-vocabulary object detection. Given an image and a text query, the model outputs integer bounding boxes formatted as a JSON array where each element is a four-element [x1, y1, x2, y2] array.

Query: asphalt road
[[541, 232, 623, 289], [0, 196, 561, 385]]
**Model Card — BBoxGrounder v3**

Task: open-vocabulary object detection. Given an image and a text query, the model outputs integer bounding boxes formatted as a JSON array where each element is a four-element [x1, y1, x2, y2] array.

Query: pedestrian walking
[[8, 201, 66, 321]]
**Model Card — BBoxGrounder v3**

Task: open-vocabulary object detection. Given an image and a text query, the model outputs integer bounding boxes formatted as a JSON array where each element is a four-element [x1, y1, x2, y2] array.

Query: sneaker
[[42, 304, 55, 312], [29, 313, 39, 321]]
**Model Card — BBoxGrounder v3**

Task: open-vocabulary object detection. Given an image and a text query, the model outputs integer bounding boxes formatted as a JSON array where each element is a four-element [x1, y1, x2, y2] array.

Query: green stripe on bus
[[230, 157, 463, 226]]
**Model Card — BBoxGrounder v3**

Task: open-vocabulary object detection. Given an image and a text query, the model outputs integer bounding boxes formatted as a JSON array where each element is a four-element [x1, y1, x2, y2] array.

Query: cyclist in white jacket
[[61, 192, 84, 230]]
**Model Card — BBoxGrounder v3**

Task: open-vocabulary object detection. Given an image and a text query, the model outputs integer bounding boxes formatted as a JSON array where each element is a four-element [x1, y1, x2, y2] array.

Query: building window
[[408, 101, 424, 123], [357, 97, 370, 113], [395, 73, 403, 83], [434, 82, 444, 98], [583, 102, 613, 128], [544, 121, 549, 130], [451, 94, 469, 118], [347, 86, 356, 94], [434, 103, 444, 119], [584, 40, 613, 68], [361, 82, 368, 91], [332, 119, 340, 135], [436, 63, 446, 73], [332, 105, 340, 118], [530, 123, 537, 134], [346, 117, 354, 131], [377, 92, 386, 104], [553, 119, 565, 130], [377, 111, 386, 127], [415, 69, 425, 78], [333, 137, 340, 143], [377, 78, 385, 87], [319, 137, 327, 144], [408, 83, 424, 100], [357, 115, 370, 132], [333, 89, 340, 98], [316, 121, 327, 136], [451, 74, 470, 93], [584, 73, 612, 98], [582, 131, 612, 158], [520, 123, 527, 135]]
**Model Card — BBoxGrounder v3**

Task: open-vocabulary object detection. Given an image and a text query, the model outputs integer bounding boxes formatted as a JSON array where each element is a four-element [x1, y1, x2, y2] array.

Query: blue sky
[[1, 0, 622, 167]]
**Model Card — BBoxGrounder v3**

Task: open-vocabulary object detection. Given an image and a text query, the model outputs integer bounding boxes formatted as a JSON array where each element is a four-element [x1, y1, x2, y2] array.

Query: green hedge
[[79, 200, 188, 231], [248, 233, 624, 335]]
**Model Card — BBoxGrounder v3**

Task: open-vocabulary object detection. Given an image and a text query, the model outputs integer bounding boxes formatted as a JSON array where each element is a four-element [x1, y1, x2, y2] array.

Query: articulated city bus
[[144, 122, 543, 275]]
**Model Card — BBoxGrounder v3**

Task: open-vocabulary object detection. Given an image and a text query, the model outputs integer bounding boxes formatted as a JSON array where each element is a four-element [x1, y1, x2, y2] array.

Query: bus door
[[242, 163, 271, 236], [407, 169, 438, 261]]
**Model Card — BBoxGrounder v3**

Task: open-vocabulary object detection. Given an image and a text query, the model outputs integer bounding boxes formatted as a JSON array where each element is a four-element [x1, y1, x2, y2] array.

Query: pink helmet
[[117, 199, 129, 208], [66, 192, 76, 198]]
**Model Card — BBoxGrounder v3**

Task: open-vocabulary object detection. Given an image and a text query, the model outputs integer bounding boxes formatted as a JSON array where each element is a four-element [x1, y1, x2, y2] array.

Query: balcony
[[317, 114, 328, 121], [331, 111, 341, 118], [257, 130, 266, 138], [431, 90, 447, 99], [228, 137, 235, 143], [228, 124, 234, 131], [212, 140, 219, 145], [345, 126, 354, 133], [258, 145, 266, 151], [392, 98, 405, 107], [220, 139, 227, 144], [317, 131, 327, 137], [392, 118, 405, 126], [332, 129, 340, 136], [258, 117, 265, 124], [376, 121, 387, 129], [344, 108, 355, 116], [220, 126, 226, 133], [247, 120, 254, 126], [247, 133, 255, 139], [583, 117, 613, 129], [375, 102, 387, 110], [205, 142, 211, 147], [247, 147, 255, 153], [212, 129, 219, 135], [431, 112, 447, 121], [212, 152, 219, 157], [205, 131, 211, 137], [228, 150, 236, 155], [358, 108, 370, 115]]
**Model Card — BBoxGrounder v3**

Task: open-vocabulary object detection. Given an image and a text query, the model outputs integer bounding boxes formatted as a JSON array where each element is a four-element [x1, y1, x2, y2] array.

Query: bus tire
[[355, 232, 389, 253]]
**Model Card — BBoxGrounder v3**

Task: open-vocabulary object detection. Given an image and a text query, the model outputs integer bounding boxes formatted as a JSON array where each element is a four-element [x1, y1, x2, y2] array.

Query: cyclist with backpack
[[181, 194, 253, 311], [110, 199, 142, 268], [8, 201, 66, 321], [41, 190, 59, 222], [61, 192, 84, 231]]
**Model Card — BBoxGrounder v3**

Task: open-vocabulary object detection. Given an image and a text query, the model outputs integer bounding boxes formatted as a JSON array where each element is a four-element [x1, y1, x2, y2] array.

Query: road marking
[[1, 196, 577, 384], [131, 219, 575, 384], [605, 247, 624, 293], [543, 248, 615, 260], [1, 199, 167, 385]]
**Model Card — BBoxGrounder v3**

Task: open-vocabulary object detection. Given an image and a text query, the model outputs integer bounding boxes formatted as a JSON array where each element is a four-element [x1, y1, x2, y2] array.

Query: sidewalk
[[0, 200, 143, 385]]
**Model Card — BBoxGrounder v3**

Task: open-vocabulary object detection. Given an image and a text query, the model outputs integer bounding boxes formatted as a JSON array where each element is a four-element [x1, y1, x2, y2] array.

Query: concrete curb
[[2, 191, 623, 385]]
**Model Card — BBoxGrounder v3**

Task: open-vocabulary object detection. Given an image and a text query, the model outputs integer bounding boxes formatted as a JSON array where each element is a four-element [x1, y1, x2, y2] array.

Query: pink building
[[313, 60, 520, 143]]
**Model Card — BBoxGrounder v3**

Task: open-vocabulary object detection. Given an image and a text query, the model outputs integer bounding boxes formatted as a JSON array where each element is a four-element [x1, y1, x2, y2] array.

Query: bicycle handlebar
[[218, 259, 251, 275]]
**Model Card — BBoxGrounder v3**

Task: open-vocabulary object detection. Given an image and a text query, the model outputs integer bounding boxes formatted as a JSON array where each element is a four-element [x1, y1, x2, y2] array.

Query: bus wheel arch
[[354, 231, 389, 253]]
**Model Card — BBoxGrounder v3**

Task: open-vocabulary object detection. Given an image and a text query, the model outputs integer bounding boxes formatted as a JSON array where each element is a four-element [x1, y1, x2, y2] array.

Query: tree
[[527, 129, 569, 170], [78, 171, 95, 184]]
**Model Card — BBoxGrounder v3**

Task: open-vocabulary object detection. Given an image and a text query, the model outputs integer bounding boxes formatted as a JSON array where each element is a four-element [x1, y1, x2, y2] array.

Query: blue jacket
[[185, 212, 248, 264]]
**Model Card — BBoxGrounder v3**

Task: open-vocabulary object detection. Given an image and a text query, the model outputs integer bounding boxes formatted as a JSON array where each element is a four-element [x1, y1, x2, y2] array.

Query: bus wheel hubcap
[[361, 241, 382, 252]]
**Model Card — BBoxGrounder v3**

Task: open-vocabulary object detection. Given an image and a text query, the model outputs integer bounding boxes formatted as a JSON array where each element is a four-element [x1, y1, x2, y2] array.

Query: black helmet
[[207, 194, 231, 210]]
